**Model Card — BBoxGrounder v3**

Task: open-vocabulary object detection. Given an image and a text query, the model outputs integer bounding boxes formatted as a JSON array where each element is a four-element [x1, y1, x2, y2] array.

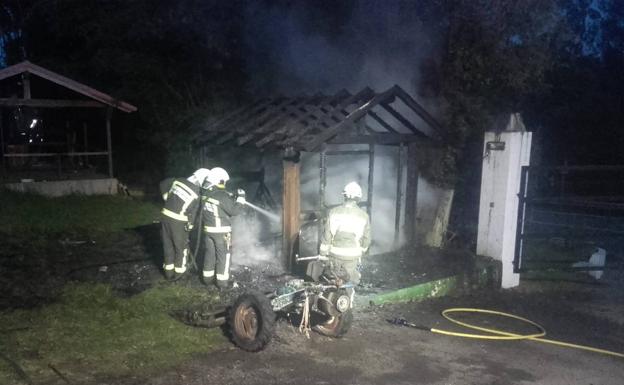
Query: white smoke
[[243, 1, 441, 100], [231, 207, 282, 268], [299, 144, 405, 254]]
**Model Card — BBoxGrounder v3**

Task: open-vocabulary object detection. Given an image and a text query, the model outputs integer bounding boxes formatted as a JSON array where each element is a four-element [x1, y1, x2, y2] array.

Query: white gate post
[[476, 114, 532, 288]]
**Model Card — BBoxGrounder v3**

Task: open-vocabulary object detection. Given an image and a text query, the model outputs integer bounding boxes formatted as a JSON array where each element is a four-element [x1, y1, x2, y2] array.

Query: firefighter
[[159, 177, 177, 201], [161, 168, 211, 280], [200, 167, 245, 289], [319, 181, 371, 285]]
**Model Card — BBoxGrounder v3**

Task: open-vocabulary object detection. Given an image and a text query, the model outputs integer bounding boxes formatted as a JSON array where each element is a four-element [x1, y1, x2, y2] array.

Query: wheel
[[313, 309, 353, 338], [228, 290, 275, 352]]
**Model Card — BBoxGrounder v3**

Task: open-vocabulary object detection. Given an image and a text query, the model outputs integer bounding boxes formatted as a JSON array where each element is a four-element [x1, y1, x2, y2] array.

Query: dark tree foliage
[[1, 0, 246, 183]]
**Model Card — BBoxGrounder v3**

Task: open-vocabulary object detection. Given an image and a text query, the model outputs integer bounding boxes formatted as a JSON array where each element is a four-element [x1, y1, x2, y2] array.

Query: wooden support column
[[393, 143, 405, 248], [0, 109, 5, 175], [404, 142, 419, 245], [367, 143, 375, 218], [82, 122, 89, 166], [22, 73, 31, 99], [282, 159, 301, 271], [318, 147, 327, 243], [105, 107, 113, 177], [319, 147, 327, 211]]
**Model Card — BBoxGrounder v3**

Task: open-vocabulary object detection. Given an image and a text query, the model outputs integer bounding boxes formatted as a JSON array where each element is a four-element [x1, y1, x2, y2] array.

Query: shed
[[0, 61, 136, 194], [194, 85, 445, 268]]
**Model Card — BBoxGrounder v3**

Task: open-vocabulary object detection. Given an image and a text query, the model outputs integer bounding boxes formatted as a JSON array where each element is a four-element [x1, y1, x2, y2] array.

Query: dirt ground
[[89, 272, 624, 385], [2, 224, 623, 384], [116, 273, 624, 385]]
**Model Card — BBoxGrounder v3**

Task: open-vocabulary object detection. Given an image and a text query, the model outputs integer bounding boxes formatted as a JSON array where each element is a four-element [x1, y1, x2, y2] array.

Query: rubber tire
[[228, 290, 276, 352], [313, 309, 353, 338]]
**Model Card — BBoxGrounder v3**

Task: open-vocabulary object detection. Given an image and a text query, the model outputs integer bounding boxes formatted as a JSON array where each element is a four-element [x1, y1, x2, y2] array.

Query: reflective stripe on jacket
[[201, 187, 241, 233], [159, 177, 177, 201], [320, 201, 371, 261], [161, 179, 200, 223]]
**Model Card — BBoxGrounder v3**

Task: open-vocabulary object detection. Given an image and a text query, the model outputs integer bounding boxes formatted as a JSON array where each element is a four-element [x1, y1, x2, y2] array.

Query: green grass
[[0, 283, 226, 384], [0, 189, 160, 235]]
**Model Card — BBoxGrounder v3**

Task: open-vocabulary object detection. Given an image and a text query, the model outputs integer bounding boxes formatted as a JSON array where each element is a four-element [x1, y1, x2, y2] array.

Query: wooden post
[[318, 147, 327, 242], [82, 122, 89, 166], [105, 107, 113, 177], [282, 159, 300, 271], [404, 142, 419, 245], [0, 109, 5, 175], [56, 154, 62, 178], [367, 143, 375, 218], [22, 73, 31, 99], [393, 143, 405, 248]]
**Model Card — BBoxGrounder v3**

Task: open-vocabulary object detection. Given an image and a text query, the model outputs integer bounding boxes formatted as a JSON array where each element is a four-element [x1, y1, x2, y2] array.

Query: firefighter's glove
[[236, 189, 246, 205], [185, 223, 194, 232]]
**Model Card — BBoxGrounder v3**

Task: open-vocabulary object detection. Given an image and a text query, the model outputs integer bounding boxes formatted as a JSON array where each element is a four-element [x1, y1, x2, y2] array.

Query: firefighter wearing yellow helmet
[[200, 167, 245, 289], [319, 181, 371, 284], [161, 168, 211, 280]]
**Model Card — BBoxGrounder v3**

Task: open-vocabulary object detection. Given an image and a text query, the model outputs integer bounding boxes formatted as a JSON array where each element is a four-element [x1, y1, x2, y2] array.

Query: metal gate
[[514, 165, 624, 274]]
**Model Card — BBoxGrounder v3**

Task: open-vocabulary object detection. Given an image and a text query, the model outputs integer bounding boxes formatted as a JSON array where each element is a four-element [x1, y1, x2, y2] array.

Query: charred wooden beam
[[215, 101, 285, 145], [196, 100, 271, 142], [247, 97, 315, 147], [367, 109, 399, 133], [303, 88, 396, 151], [325, 150, 369, 156], [392, 85, 443, 137], [380, 102, 428, 138], [234, 97, 302, 144], [270, 92, 358, 150], [287, 87, 376, 148], [192, 102, 261, 141], [328, 133, 424, 145], [298, 90, 352, 126], [214, 98, 280, 135]]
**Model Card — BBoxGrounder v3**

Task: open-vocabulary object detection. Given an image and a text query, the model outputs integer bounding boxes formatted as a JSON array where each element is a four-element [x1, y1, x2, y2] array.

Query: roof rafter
[[0, 61, 136, 112], [194, 85, 442, 151]]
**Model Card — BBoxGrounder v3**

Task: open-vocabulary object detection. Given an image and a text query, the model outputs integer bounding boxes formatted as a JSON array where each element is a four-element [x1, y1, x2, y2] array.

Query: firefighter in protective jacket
[[161, 168, 211, 280], [159, 177, 176, 201], [200, 167, 245, 289], [319, 181, 371, 285]]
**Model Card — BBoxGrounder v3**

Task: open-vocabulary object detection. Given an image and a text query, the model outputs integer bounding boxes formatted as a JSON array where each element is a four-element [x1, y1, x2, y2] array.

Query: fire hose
[[388, 308, 624, 359]]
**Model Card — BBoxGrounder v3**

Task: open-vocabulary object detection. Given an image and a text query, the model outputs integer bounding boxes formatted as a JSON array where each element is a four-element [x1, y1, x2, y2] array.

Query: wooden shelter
[[194, 85, 443, 267], [0, 61, 137, 180]]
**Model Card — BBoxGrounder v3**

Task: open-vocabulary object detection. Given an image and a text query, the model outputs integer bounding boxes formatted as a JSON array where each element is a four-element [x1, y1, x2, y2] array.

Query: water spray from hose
[[243, 201, 281, 222]]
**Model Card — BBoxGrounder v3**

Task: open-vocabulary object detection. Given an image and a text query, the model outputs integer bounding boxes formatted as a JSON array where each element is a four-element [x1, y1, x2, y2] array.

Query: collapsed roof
[[194, 85, 443, 152]]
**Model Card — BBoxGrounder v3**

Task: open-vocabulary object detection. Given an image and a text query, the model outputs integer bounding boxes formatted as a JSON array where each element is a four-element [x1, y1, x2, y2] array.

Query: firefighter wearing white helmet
[[161, 168, 211, 280], [319, 181, 371, 284], [200, 167, 245, 289]]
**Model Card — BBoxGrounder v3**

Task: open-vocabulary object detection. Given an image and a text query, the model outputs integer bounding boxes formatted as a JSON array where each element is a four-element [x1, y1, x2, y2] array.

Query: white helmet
[[343, 181, 362, 200], [188, 168, 211, 187], [208, 167, 230, 186]]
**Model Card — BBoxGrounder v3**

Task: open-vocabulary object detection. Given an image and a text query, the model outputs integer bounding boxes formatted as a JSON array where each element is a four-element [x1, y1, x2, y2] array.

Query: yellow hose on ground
[[432, 308, 624, 358]]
